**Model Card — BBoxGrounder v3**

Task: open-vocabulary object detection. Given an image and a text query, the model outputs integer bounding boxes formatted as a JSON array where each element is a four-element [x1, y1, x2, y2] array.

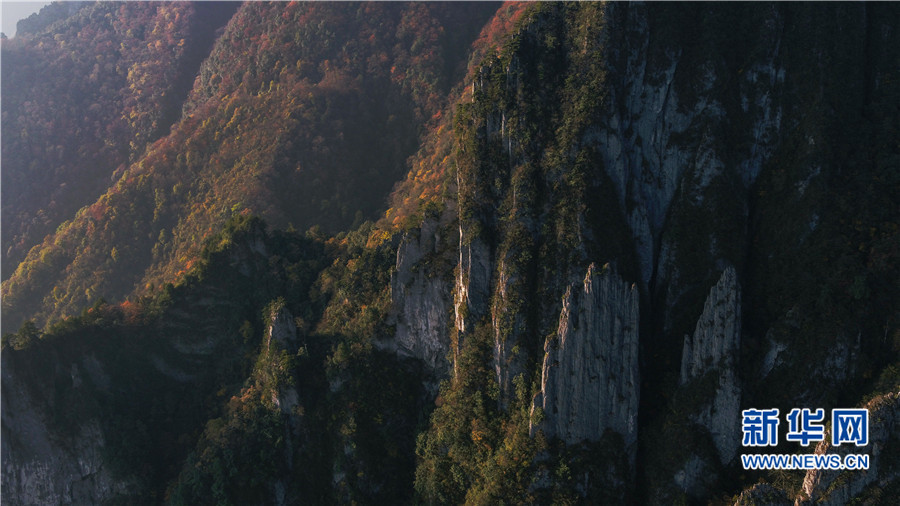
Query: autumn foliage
[[2, 2, 496, 331]]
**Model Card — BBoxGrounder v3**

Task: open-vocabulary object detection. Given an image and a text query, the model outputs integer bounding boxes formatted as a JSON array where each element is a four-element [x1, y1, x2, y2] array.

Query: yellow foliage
[[365, 229, 391, 249]]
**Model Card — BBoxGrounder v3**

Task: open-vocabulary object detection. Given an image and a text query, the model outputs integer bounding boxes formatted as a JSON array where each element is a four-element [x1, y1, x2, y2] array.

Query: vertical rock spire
[[531, 263, 640, 454], [679, 266, 742, 463]]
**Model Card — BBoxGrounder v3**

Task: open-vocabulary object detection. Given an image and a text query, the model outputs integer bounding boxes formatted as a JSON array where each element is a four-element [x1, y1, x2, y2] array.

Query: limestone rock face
[[679, 266, 742, 464], [266, 306, 300, 414], [0, 423, 136, 506], [591, 3, 783, 289], [454, 234, 491, 336], [491, 256, 530, 406], [531, 264, 640, 452], [267, 305, 298, 352], [1, 353, 138, 505], [388, 219, 453, 376], [797, 392, 900, 505], [262, 306, 301, 502]]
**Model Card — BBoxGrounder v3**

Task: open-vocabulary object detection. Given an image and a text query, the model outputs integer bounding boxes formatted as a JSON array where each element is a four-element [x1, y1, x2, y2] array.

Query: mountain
[[1, 1, 238, 278], [2, 2, 899, 505], [1, 1, 498, 332]]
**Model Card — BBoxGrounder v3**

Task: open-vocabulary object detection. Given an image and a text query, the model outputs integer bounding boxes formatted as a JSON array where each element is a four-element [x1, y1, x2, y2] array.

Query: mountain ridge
[[2, 1, 499, 332], [2, 2, 898, 504]]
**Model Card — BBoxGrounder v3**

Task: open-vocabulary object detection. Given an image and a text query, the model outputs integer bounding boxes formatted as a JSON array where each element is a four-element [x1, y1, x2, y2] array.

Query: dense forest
[[2, 2, 898, 505]]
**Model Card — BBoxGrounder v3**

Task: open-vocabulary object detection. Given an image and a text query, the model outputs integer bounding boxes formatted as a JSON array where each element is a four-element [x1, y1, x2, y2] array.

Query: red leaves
[[87, 202, 107, 222]]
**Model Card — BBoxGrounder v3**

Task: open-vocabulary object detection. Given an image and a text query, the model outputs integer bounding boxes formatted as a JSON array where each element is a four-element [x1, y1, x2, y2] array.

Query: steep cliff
[[169, 302, 312, 505], [593, 6, 783, 289], [3, 2, 899, 505], [454, 236, 492, 339], [1, 2, 498, 332], [266, 306, 301, 415], [2, 216, 326, 504], [531, 263, 640, 453], [387, 217, 455, 377], [679, 266, 742, 464], [797, 392, 900, 505], [1, 351, 139, 505], [420, 2, 898, 503]]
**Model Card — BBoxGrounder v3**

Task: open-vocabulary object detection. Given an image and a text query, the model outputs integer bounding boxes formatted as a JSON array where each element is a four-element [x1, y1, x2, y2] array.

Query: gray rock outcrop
[[454, 234, 491, 336], [265, 305, 300, 414], [679, 266, 742, 464], [491, 255, 529, 407], [591, 3, 783, 289], [1, 352, 138, 505], [388, 219, 453, 377], [267, 304, 298, 352], [797, 392, 900, 505], [530, 263, 640, 452]]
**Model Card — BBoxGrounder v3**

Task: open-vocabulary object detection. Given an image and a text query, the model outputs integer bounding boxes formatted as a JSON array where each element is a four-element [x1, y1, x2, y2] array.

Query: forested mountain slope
[[1, 1, 238, 277], [2, 2, 898, 505], [1, 1, 497, 332]]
